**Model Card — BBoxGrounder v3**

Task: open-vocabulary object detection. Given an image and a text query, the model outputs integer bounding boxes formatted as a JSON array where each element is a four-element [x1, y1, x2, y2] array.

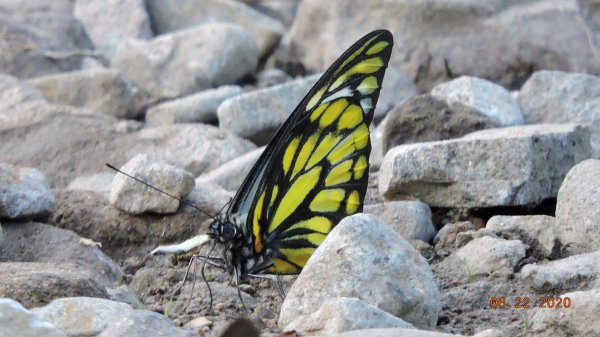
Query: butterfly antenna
[[201, 241, 217, 312], [106, 163, 216, 220]]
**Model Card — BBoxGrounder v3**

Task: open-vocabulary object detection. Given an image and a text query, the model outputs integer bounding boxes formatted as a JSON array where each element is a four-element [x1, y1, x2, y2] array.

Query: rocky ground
[[2, 1, 600, 337]]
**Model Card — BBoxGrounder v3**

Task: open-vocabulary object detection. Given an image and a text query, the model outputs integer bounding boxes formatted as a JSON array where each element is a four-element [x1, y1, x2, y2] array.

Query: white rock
[[74, 0, 153, 48], [28, 69, 137, 119], [447, 236, 527, 279], [0, 299, 67, 337], [218, 74, 320, 144], [0, 164, 55, 219], [520, 250, 600, 292], [487, 215, 559, 258], [146, 85, 243, 125], [145, 0, 284, 58], [530, 288, 600, 336], [555, 159, 600, 254], [131, 124, 256, 176], [183, 182, 234, 218], [279, 214, 440, 329], [519, 70, 600, 157], [196, 146, 264, 191], [110, 23, 258, 98], [110, 154, 195, 214], [67, 172, 115, 195], [32, 297, 133, 337], [364, 200, 436, 242], [283, 297, 415, 335], [97, 309, 198, 337], [432, 76, 524, 126], [379, 124, 591, 208]]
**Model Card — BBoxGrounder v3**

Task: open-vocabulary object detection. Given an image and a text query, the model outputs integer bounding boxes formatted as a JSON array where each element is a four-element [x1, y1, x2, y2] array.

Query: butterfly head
[[209, 214, 238, 243]]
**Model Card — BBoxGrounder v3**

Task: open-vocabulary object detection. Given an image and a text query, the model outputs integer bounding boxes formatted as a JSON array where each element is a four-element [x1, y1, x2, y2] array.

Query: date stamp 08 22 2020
[[488, 296, 572, 309]]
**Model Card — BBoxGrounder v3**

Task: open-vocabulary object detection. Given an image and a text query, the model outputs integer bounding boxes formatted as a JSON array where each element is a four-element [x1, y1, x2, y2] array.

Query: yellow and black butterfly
[[109, 29, 393, 308], [209, 30, 393, 281]]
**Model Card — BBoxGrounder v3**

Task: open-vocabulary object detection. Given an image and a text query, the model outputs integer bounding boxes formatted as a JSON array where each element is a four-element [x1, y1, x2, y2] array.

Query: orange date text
[[488, 296, 572, 309]]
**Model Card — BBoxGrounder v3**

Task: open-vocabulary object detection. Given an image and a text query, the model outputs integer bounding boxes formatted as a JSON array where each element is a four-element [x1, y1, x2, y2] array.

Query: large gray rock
[[0, 164, 55, 219], [217, 74, 320, 144], [0, 221, 124, 291], [379, 124, 591, 208], [289, 1, 598, 92], [443, 236, 527, 280], [145, 0, 284, 58], [97, 309, 200, 337], [32, 297, 134, 337], [195, 146, 264, 191], [0, 74, 46, 118], [110, 154, 195, 215], [110, 23, 258, 98], [555, 159, 600, 254], [530, 289, 600, 337], [279, 214, 440, 329], [146, 85, 243, 125], [520, 249, 600, 292], [28, 69, 136, 118], [0, 13, 93, 79], [487, 215, 560, 259], [283, 297, 415, 335], [0, 299, 67, 337], [431, 76, 524, 125], [74, 0, 153, 48], [364, 200, 436, 242], [183, 182, 234, 218], [382, 94, 501, 154], [67, 172, 115, 196], [519, 70, 600, 157]]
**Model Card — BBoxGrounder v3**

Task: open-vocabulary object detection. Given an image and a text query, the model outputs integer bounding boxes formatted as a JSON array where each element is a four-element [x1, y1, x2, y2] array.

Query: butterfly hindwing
[[227, 30, 393, 274]]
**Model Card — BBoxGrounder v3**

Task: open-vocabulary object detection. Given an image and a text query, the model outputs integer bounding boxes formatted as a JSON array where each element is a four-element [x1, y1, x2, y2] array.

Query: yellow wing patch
[[310, 188, 346, 212], [283, 137, 300, 175], [328, 123, 369, 164], [291, 133, 319, 179], [325, 159, 353, 186]]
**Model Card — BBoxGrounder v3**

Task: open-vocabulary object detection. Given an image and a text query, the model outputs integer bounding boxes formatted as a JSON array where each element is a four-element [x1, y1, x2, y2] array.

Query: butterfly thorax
[[209, 214, 273, 277]]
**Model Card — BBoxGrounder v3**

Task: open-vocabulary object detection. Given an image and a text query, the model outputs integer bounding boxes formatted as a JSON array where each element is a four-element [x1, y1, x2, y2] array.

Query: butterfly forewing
[[227, 30, 393, 275]]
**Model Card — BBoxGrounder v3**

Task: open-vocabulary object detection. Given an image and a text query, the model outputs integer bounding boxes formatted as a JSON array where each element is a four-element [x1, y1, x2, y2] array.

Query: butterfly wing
[[227, 30, 393, 274]]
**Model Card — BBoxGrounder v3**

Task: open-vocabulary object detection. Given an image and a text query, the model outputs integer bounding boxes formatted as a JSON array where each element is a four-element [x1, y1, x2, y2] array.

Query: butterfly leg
[[234, 266, 249, 312]]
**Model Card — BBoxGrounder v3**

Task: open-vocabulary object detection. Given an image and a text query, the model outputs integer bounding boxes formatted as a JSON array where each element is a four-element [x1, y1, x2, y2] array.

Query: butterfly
[[208, 30, 393, 289]]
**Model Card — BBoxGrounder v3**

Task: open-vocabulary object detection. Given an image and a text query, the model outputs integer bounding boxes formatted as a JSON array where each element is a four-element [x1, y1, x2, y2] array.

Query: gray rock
[[145, 0, 284, 58], [0, 262, 108, 308], [110, 23, 258, 98], [445, 236, 527, 280], [28, 69, 136, 118], [146, 85, 243, 125], [382, 94, 501, 154], [431, 76, 524, 126], [0, 13, 94, 79], [520, 250, 600, 292], [308, 328, 467, 337], [218, 74, 320, 144], [110, 154, 195, 214], [0, 164, 55, 219], [379, 124, 591, 208], [486, 215, 560, 259], [433, 221, 478, 252], [579, 0, 600, 56], [130, 124, 256, 176], [0, 299, 67, 337], [0, 74, 46, 118], [106, 285, 141, 307], [32, 297, 134, 337], [74, 0, 153, 48], [183, 182, 234, 218], [289, 1, 595, 92], [279, 214, 440, 329], [255, 68, 292, 88], [97, 309, 200, 337], [374, 67, 418, 122], [519, 70, 600, 157], [530, 288, 600, 336], [556, 159, 600, 254], [364, 200, 436, 242], [283, 297, 415, 335], [195, 146, 264, 191], [67, 172, 115, 196]]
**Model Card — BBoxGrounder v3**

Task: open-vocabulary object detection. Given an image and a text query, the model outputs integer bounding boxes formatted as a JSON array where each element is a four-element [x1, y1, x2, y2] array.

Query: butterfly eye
[[220, 223, 237, 241]]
